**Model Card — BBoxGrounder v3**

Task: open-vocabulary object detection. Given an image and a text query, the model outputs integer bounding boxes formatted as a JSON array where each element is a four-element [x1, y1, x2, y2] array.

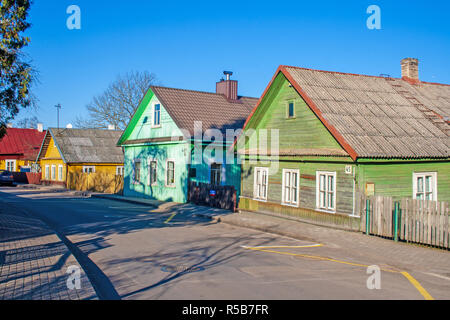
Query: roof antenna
[[55, 104, 62, 130]]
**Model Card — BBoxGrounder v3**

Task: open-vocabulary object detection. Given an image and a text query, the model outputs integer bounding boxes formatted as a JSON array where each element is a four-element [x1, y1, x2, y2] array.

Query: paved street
[[0, 186, 449, 300]]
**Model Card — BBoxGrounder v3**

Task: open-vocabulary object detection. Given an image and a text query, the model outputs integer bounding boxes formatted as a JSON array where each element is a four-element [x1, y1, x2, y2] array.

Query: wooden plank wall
[[68, 172, 124, 195]]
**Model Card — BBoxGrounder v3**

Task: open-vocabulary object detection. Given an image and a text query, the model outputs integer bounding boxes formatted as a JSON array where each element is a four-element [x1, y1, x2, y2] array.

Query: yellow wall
[[0, 159, 33, 172], [40, 137, 66, 182], [68, 164, 122, 175]]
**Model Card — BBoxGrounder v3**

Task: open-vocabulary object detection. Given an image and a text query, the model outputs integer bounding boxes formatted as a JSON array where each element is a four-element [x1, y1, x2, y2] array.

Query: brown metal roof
[[150, 86, 258, 136], [284, 66, 450, 159]]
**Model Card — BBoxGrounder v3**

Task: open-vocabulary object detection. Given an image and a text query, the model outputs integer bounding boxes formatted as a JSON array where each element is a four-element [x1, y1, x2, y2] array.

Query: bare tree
[[15, 116, 40, 128], [75, 71, 158, 130]]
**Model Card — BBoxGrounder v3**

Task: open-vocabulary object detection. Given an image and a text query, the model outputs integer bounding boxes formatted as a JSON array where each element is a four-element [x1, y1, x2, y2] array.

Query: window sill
[[281, 202, 300, 208], [315, 208, 336, 214], [253, 198, 267, 202]]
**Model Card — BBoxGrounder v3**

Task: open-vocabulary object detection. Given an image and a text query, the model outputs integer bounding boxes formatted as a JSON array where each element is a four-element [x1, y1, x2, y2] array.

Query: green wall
[[241, 158, 355, 215], [358, 161, 450, 202], [242, 72, 343, 153], [123, 142, 189, 203]]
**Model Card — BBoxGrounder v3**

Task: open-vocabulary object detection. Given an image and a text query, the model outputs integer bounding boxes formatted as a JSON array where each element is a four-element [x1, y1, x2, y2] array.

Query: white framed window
[[45, 165, 50, 180], [51, 165, 56, 180], [210, 163, 222, 186], [116, 166, 124, 176], [166, 160, 175, 187], [148, 159, 157, 186], [282, 169, 299, 206], [5, 160, 16, 172], [82, 166, 95, 174], [58, 165, 63, 181], [133, 160, 141, 182], [413, 172, 437, 201], [153, 103, 161, 127], [253, 167, 269, 201], [316, 171, 336, 213]]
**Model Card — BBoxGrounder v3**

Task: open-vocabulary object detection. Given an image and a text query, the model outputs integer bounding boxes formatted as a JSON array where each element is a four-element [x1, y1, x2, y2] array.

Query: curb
[[193, 212, 222, 222], [90, 193, 158, 209]]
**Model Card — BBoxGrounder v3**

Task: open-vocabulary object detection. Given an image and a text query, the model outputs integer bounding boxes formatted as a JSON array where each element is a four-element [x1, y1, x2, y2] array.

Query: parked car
[[0, 170, 14, 186]]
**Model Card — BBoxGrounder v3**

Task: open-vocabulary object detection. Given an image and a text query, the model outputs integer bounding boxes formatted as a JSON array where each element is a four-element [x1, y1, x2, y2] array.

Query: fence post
[[394, 202, 399, 242], [366, 199, 370, 235]]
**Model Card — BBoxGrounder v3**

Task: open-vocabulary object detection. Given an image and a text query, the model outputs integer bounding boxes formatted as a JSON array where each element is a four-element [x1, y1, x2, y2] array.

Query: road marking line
[[164, 212, 177, 224], [401, 272, 434, 300], [243, 246, 434, 300], [423, 272, 450, 282], [242, 244, 323, 249]]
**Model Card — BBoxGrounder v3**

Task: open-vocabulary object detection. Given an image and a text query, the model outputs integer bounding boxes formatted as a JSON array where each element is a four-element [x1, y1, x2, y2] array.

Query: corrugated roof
[[283, 66, 450, 159], [150, 86, 258, 135], [46, 128, 124, 164], [0, 128, 46, 160]]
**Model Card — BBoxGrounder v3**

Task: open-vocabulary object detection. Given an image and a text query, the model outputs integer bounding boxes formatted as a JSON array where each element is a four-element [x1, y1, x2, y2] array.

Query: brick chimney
[[401, 58, 419, 84], [216, 71, 238, 100]]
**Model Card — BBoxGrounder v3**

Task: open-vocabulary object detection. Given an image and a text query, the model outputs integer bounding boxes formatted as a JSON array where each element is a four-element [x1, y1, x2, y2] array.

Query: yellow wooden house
[[36, 128, 124, 188]]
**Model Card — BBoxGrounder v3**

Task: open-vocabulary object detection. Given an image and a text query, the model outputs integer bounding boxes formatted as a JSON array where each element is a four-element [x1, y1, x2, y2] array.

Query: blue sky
[[18, 0, 450, 128]]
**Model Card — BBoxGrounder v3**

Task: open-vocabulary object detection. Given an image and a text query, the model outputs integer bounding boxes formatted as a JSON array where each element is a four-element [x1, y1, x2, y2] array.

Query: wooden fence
[[188, 181, 237, 212], [67, 172, 123, 195], [400, 199, 449, 248], [360, 195, 449, 249]]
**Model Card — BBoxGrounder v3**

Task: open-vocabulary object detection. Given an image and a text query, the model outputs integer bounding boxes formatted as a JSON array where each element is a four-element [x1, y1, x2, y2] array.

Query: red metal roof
[[0, 128, 47, 161]]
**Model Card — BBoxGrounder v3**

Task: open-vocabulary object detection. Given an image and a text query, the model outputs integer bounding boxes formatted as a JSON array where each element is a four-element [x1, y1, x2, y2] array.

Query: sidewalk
[[0, 199, 98, 300]]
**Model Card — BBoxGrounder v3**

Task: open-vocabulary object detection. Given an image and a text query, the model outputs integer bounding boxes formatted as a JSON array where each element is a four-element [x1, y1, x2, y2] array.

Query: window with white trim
[[153, 104, 161, 127], [51, 165, 56, 180], [282, 169, 299, 206], [45, 165, 50, 180], [166, 161, 175, 186], [116, 166, 124, 176], [6, 160, 16, 172], [58, 165, 63, 181], [82, 166, 95, 174], [133, 160, 141, 182], [253, 167, 269, 201], [148, 160, 157, 185], [316, 171, 336, 212], [413, 172, 437, 201]]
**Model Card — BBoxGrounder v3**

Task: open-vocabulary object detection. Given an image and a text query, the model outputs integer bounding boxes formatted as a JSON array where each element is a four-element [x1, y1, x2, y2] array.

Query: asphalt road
[[0, 186, 446, 300]]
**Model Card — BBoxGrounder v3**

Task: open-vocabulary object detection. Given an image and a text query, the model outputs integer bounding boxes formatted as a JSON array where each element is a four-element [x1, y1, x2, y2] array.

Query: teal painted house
[[238, 59, 449, 224], [117, 74, 258, 203]]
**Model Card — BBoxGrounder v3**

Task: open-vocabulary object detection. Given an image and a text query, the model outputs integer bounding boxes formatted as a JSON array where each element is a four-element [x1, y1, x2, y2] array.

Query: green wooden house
[[238, 58, 449, 223], [117, 74, 258, 203]]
